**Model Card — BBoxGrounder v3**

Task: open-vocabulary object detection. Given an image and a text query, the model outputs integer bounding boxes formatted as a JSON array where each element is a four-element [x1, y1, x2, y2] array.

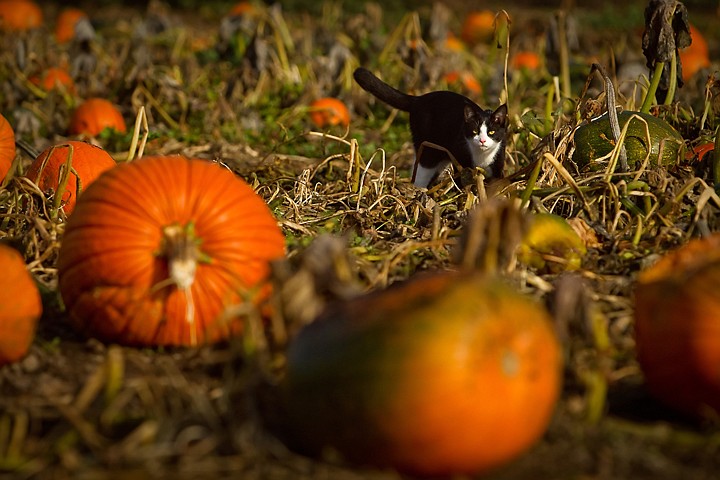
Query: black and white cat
[[353, 67, 508, 188]]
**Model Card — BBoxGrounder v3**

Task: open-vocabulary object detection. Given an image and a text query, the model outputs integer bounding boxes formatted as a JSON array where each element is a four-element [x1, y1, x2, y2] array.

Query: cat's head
[[464, 104, 508, 125], [463, 103, 508, 146]]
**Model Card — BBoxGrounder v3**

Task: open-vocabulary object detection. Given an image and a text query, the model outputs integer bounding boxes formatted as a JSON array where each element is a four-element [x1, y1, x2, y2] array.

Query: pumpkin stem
[[640, 61, 664, 114], [161, 223, 200, 289], [43, 143, 74, 219], [160, 222, 204, 345]]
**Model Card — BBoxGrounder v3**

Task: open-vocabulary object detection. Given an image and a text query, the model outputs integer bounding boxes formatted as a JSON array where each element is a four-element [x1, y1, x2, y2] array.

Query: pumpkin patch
[[1, 1, 720, 478]]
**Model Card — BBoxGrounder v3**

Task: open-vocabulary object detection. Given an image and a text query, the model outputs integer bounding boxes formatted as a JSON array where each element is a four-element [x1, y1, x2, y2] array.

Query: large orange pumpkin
[[57, 155, 286, 347], [69, 98, 127, 137], [25, 141, 116, 214], [635, 234, 720, 418], [0, 113, 15, 182], [0, 0, 42, 31], [281, 271, 561, 477], [0, 243, 42, 366]]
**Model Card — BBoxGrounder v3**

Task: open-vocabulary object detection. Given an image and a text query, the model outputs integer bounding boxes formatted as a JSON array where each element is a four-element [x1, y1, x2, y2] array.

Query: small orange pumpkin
[[0, 113, 15, 182], [0, 243, 42, 366], [281, 270, 561, 477], [69, 98, 127, 137], [25, 141, 116, 214], [680, 24, 710, 82], [512, 51, 542, 71], [443, 33, 466, 52], [55, 7, 87, 43], [460, 10, 496, 45], [635, 234, 720, 418], [57, 155, 286, 347], [0, 0, 42, 31], [30, 67, 75, 93], [443, 70, 482, 95], [308, 98, 350, 128], [229, 1, 255, 17]]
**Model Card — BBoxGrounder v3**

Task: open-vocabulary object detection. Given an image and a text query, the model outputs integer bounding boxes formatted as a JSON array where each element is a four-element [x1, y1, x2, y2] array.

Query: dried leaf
[[642, 0, 691, 89], [567, 217, 602, 249]]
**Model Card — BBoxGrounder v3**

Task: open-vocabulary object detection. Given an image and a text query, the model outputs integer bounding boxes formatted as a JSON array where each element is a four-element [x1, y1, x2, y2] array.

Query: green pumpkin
[[572, 111, 685, 171]]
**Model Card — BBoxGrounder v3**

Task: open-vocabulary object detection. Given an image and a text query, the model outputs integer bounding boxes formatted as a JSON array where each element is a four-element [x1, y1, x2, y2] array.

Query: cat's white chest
[[467, 124, 501, 172]]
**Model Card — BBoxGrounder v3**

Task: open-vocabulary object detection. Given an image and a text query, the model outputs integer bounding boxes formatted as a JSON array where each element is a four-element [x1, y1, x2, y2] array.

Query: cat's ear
[[493, 104, 508, 126], [463, 104, 476, 122]]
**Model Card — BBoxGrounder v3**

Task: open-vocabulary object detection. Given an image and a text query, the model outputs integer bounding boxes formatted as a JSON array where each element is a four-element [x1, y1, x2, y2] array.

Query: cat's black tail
[[353, 67, 414, 112]]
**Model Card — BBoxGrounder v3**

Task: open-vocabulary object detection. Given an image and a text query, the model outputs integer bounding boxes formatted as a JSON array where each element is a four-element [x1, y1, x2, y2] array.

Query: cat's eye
[[488, 130, 495, 135], [473, 130, 479, 135]]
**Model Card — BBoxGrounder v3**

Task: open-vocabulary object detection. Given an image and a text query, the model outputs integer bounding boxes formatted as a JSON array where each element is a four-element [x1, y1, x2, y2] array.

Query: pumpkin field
[[2, 0, 720, 478]]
